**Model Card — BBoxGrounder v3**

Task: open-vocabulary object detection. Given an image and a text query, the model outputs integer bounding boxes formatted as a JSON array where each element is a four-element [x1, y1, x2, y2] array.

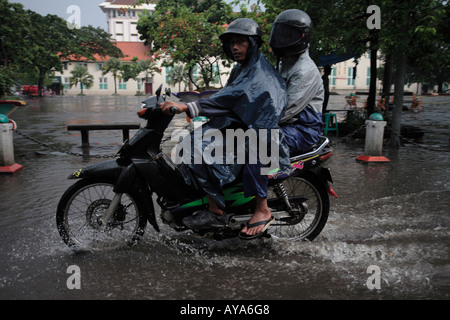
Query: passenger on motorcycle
[[160, 18, 289, 239], [269, 9, 324, 156]]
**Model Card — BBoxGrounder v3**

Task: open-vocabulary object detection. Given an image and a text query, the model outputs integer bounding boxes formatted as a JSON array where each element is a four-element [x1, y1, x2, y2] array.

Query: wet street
[[0, 94, 448, 300]]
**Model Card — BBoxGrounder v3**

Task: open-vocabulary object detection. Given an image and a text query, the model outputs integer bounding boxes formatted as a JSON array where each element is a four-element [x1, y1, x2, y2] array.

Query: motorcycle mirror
[[165, 88, 171, 97], [155, 84, 163, 98]]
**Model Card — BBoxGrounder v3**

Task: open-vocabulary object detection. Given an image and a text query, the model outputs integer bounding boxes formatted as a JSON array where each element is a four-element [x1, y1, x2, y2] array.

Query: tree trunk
[[114, 75, 117, 95], [188, 67, 198, 91], [437, 81, 443, 93], [389, 50, 407, 148], [366, 47, 378, 116], [382, 53, 393, 96], [38, 69, 45, 97], [321, 65, 331, 116]]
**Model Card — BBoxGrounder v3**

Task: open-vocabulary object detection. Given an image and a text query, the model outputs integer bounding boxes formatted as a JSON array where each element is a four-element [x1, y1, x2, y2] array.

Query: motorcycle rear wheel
[[267, 173, 330, 241], [56, 178, 147, 251]]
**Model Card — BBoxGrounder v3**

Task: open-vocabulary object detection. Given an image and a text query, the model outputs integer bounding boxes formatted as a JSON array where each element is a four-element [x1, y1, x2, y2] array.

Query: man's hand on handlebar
[[160, 101, 188, 115]]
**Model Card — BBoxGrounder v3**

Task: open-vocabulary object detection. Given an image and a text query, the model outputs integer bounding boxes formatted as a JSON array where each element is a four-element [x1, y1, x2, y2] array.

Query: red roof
[[116, 42, 151, 61], [63, 42, 151, 62]]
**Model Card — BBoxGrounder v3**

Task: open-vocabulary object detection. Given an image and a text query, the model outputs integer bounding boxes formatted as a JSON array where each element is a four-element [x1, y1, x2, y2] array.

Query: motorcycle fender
[[136, 181, 159, 232], [113, 163, 136, 193], [319, 167, 334, 184], [68, 159, 123, 180], [313, 166, 338, 198]]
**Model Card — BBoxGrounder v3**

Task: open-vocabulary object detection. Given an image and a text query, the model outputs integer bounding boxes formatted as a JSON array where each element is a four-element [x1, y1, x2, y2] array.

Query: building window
[[165, 67, 172, 84], [130, 22, 139, 41], [192, 65, 199, 83], [118, 79, 127, 90], [99, 78, 108, 90], [137, 79, 142, 91], [212, 64, 220, 85], [97, 63, 103, 71], [366, 67, 371, 86], [64, 77, 70, 89], [330, 67, 337, 86], [115, 21, 124, 41], [347, 67, 355, 86]]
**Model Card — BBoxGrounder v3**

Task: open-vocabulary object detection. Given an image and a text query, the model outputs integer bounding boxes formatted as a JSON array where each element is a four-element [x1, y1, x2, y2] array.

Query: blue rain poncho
[[175, 39, 289, 209]]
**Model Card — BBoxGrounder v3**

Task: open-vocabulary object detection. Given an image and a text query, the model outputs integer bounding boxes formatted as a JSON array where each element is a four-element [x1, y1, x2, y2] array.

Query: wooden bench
[[67, 123, 141, 147]]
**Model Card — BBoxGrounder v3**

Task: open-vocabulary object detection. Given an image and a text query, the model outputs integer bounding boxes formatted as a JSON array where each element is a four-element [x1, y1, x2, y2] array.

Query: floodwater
[[0, 94, 448, 301]]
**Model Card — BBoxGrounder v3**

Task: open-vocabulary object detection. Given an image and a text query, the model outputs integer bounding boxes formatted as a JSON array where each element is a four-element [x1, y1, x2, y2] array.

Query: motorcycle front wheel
[[56, 178, 147, 251], [267, 173, 330, 241]]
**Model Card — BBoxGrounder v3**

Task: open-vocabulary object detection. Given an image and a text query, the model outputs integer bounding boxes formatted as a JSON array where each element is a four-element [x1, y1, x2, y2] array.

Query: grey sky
[[11, 0, 108, 29], [10, 0, 248, 31]]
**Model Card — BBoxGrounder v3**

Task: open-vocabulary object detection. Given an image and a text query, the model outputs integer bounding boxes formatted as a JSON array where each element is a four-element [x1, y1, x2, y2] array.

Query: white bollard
[[0, 122, 14, 166], [364, 120, 386, 156], [356, 120, 390, 163], [0, 122, 23, 173]]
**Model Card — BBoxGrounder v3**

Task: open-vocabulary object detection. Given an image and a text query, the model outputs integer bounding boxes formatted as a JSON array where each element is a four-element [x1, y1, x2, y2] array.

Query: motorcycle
[[56, 85, 337, 251]]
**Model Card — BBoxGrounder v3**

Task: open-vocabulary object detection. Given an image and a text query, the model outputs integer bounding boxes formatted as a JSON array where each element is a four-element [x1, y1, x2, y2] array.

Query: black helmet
[[220, 18, 263, 60], [269, 9, 312, 57]]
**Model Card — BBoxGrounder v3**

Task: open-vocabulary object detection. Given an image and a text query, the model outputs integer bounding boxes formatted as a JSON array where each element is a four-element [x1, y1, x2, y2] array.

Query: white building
[[55, 0, 228, 96], [325, 52, 419, 95], [99, 0, 154, 42]]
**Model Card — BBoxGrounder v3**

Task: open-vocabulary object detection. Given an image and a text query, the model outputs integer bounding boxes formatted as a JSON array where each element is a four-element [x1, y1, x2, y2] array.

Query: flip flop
[[239, 216, 275, 240]]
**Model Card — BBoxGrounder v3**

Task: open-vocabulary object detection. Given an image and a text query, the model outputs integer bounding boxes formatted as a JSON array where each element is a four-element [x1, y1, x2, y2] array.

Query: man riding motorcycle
[[160, 18, 289, 239]]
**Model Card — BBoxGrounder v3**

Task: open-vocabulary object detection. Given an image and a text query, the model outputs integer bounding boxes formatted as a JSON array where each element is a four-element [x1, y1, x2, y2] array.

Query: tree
[[136, 0, 233, 90], [404, 3, 450, 93], [0, 0, 123, 96], [102, 57, 123, 95], [69, 65, 94, 95], [121, 57, 142, 93], [167, 64, 189, 91], [0, 0, 32, 96], [377, 0, 447, 147], [139, 58, 162, 93]]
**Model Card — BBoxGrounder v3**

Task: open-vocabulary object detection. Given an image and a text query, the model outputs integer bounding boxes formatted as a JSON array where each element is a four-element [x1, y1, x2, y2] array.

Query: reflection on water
[[0, 95, 448, 300]]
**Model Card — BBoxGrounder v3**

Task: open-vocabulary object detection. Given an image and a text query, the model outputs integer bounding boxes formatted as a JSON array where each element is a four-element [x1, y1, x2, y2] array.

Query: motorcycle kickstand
[[98, 193, 123, 230]]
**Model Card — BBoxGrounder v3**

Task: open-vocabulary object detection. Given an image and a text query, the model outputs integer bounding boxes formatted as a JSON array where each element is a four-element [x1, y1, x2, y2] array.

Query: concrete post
[[0, 122, 23, 174], [364, 120, 387, 156], [0, 122, 14, 166], [356, 120, 390, 163]]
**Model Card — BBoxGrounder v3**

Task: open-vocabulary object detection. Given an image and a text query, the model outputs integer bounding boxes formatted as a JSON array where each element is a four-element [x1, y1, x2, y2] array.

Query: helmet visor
[[269, 24, 303, 48]]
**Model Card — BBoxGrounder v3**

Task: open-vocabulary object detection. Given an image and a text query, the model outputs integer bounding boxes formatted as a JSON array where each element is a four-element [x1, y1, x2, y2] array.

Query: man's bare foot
[[241, 210, 272, 237], [240, 197, 272, 237]]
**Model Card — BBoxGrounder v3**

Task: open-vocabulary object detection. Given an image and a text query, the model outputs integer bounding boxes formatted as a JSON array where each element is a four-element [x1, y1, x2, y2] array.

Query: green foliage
[[0, 0, 123, 96], [102, 57, 123, 95], [167, 64, 190, 91], [69, 65, 94, 95], [136, 0, 234, 90]]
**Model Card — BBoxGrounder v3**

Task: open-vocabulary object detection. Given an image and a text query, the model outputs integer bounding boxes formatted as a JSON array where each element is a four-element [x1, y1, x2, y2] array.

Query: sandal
[[239, 216, 275, 240]]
